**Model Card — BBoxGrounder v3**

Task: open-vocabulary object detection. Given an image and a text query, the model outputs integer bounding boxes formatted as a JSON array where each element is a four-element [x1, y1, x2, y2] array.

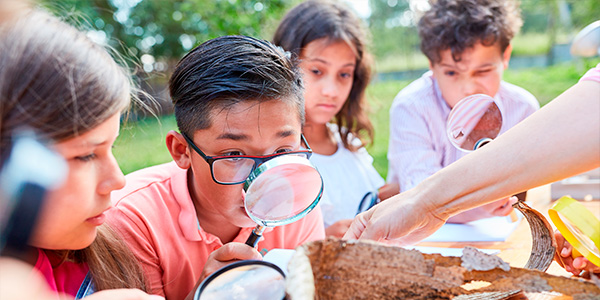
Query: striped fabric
[[387, 71, 539, 192]]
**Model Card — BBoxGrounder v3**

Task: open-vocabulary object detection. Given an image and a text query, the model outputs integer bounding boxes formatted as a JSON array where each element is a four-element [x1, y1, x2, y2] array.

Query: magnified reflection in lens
[[244, 157, 322, 226], [198, 262, 286, 300], [447, 94, 503, 152]]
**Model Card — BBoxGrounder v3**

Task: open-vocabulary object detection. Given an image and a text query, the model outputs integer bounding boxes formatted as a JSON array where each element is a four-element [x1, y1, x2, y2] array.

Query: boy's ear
[[166, 130, 191, 169], [502, 44, 513, 69], [428, 60, 437, 80]]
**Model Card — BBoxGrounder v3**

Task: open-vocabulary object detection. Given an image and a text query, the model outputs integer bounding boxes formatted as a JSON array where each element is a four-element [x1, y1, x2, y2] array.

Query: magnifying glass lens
[[446, 94, 503, 152], [213, 159, 256, 183], [246, 163, 321, 223], [244, 156, 322, 227], [197, 261, 286, 300], [549, 196, 600, 266], [561, 214, 600, 255]]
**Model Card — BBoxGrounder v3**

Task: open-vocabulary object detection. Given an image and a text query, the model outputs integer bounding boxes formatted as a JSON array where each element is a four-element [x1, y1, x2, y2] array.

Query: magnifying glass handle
[[245, 225, 266, 247]]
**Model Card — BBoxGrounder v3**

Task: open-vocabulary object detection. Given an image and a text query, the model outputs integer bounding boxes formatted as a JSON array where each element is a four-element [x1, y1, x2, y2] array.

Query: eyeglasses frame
[[181, 132, 313, 185]]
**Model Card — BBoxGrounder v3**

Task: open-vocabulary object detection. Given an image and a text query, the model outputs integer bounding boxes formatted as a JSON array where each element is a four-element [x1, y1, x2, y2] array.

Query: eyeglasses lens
[[213, 158, 256, 183]]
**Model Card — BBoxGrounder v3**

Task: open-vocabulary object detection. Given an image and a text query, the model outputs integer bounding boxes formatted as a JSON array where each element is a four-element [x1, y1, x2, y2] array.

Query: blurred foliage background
[[39, 0, 599, 73], [38, 0, 600, 176], [370, 0, 600, 71], [40, 0, 296, 73]]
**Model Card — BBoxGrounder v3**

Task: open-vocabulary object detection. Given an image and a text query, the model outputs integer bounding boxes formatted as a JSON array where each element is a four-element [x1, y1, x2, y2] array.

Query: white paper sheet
[[263, 248, 296, 275], [422, 211, 523, 242]]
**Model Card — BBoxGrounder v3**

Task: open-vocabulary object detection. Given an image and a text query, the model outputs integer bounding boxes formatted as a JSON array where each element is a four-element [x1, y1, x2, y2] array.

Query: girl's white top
[[309, 124, 385, 227]]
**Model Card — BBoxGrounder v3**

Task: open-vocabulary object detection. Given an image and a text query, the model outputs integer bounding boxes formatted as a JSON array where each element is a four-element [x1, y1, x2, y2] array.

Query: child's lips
[[86, 212, 106, 226], [317, 103, 337, 110], [86, 207, 111, 226]]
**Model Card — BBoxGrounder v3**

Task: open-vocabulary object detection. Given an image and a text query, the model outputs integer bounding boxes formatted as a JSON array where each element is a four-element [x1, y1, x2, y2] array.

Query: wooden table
[[416, 184, 600, 277]]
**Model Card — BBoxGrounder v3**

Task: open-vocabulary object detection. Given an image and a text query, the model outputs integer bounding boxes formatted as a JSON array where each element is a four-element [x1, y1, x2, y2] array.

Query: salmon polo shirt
[[107, 161, 325, 300]]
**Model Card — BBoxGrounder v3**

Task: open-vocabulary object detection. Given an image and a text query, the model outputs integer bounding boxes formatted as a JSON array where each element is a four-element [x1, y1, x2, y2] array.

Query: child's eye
[[222, 151, 244, 157], [340, 72, 353, 79], [310, 68, 321, 75], [477, 69, 491, 75], [445, 70, 456, 76], [274, 148, 292, 154], [75, 153, 97, 162]]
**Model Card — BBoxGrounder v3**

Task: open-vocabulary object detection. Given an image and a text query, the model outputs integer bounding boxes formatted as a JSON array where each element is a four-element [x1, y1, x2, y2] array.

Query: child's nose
[[98, 157, 126, 195], [462, 80, 483, 97], [321, 77, 339, 98]]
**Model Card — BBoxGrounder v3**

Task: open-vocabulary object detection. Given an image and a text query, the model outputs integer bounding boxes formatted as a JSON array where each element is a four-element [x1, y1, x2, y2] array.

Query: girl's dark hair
[[273, 0, 374, 151], [418, 0, 522, 63], [0, 7, 147, 292], [169, 35, 304, 137], [0, 8, 131, 150]]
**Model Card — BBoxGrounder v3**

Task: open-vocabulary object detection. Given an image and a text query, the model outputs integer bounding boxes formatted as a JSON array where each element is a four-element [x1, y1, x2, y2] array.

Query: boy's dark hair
[[418, 0, 522, 63], [169, 35, 304, 136], [273, 0, 374, 151]]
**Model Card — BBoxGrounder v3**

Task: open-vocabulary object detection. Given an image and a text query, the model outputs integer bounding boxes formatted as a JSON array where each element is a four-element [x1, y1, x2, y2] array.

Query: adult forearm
[[422, 80, 600, 220]]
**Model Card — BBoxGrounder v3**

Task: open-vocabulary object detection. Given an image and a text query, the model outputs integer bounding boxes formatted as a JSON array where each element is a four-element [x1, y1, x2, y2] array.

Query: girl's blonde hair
[[0, 5, 147, 292], [273, 0, 374, 151]]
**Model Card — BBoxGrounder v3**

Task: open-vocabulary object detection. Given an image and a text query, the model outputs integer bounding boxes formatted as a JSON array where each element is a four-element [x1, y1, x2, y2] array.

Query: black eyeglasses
[[182, 133, 312, 185]]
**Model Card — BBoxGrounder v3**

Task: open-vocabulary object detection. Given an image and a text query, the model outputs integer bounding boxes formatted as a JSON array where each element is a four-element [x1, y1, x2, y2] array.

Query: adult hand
[[86, 289, 164, 300], [325, 219, 353, 238], [342, 189, 446, 245], [447, 196, 517, 223], [554, 230, 600, 277]]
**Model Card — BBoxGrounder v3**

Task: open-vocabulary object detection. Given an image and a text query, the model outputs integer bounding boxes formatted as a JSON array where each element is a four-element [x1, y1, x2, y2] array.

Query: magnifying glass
[[1, 130, 66, 255], [549, 196, 600, 267], [243, 155, 323, 247], [446, 94, 503, 152], [194, 260, 286, 300], [570, 20, 600, 57]]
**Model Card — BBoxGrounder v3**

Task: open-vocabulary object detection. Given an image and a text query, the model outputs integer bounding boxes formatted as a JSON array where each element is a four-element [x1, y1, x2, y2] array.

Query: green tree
[[367, 0, 424, 71], [40, 0, 296, 70], [368, 0, 415, 57]]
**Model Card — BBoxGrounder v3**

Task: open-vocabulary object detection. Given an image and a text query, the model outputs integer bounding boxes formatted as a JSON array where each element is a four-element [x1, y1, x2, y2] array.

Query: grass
[[364, 80, 412, 179], [503, 61, 593, 106], [374, 52, 430, 73], [114, 115, 177, 174], [510, 32, 555, 56], [114, 61, 598, 177], [372, 32, 569, 73]]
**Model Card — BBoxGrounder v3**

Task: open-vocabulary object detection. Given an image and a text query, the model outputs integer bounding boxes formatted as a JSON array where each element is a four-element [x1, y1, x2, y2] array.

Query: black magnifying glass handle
[[245, 225, 266, 247], [1, 182, 46, 257]]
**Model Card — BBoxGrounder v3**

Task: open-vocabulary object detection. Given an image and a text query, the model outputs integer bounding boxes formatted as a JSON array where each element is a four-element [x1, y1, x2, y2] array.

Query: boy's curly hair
[[418, 0, 522, 63]]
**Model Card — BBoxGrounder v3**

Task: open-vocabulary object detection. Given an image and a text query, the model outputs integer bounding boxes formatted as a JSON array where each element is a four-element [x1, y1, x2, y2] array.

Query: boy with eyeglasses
[[106, 36, 325, 300]]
